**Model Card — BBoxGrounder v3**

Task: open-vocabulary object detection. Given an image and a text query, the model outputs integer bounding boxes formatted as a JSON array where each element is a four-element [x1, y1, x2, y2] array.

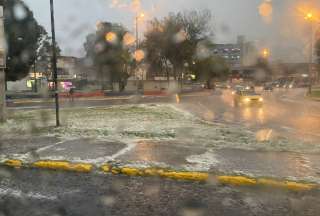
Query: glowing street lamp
[[262, 48, 270, 59], [134, 12, 146, 90], [305, 12, 313, 20], [304, 11, 316, 93]]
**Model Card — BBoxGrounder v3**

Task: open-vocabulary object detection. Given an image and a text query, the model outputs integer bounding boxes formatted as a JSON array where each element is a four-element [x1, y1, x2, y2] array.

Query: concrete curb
[[1, 159, 318, 191]]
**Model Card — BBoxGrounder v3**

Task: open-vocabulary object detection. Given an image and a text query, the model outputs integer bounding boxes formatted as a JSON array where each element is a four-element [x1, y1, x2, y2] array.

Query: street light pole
[[309, 21, 314, 94], [135, 15, 139, 50], [0, 5, 6, 123], [50, 0, 60, 127], [134, 13, 145, 92]]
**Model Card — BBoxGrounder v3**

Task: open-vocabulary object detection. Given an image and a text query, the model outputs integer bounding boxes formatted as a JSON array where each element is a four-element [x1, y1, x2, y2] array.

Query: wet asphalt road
[[180, 88, 320, 142], [8, 88, 319, 142], [3, 89, 320, 182], [1, 167, 320, 216], [2, 89, 320, 215]]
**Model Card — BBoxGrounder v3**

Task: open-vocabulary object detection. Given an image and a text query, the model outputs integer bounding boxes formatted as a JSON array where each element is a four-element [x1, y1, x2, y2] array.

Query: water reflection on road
[[186, 89, 320, 143]]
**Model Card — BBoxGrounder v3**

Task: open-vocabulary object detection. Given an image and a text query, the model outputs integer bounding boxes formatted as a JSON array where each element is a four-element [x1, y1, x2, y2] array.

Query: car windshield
[[1, 0, 320, 215]]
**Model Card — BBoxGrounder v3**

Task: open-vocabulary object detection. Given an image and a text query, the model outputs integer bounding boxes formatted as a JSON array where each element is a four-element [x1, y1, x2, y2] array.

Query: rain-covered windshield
[[1, 0, 320, 215]]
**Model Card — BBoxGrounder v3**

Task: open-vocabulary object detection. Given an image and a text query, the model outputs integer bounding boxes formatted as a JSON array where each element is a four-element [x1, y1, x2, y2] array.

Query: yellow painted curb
[[99, 165, 319, 190], [100, 165, 209, 181], [101, 164, 111, 172], [160, 171, 209, 181], [32, 161, 93, 173], [218, 176, 257, 186], [111, 167, 121, 175], [1, 159, 318, 191], [4, 160, 23, 168], [121, 167, 144, 176], [257, 179, 317, 191]]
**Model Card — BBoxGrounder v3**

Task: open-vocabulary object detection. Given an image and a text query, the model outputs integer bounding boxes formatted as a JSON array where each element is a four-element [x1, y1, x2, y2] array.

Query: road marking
[[35, 141, 66, 153], [109, 140, 137, 160]]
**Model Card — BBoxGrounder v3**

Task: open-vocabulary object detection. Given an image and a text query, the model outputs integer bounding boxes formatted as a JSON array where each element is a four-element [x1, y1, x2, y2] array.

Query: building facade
[[212, 36, 259, 69], [7, 56, 79, 92]]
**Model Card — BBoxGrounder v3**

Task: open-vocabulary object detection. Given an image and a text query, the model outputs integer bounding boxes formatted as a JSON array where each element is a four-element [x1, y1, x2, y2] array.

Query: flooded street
[[178, 88, 320, 182]]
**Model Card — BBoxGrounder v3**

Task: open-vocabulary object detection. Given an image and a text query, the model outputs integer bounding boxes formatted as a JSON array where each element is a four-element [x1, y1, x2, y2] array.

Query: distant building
[[56, 56, 78, 80], [212, 36, 258, 68], [213, 43, 241, 67], [7, 56, 79, 92]]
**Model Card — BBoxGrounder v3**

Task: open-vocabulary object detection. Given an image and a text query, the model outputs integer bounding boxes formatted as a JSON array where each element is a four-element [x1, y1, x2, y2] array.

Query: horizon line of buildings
[[7, 35, 318, 92]]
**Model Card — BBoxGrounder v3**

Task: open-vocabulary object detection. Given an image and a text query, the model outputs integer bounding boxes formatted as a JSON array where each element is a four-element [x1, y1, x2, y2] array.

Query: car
[[231, 85, 245, 95], [233, 90, 264, 106], [263, 84, 273, 91], [215, 82, 231, 89], [244, 85, 254, 91]]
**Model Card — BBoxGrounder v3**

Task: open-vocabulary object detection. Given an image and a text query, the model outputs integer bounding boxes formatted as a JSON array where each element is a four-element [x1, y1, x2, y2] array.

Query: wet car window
[[1, 0, 320, 215]]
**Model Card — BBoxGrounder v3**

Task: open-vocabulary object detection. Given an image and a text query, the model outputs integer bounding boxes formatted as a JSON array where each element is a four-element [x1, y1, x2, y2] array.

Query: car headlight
[[259, 98, 263, 102]]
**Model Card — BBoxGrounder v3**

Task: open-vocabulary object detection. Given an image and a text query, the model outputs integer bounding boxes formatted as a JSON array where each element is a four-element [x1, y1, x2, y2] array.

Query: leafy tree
[[144, 10, 214, 81], [34, 25, 61, 80], [0, 0, 42, 81], [84, 22, 133, 91], [191, 56, 229, 88], [254, 57, 273, 82], [143, 19, 169, 79]]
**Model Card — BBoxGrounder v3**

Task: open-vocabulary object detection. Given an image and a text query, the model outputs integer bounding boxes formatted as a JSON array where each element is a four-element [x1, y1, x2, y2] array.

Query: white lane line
[[0, 187, 57, 200], [22, 140, 138, 165], [35, 141, 65, 153], [281, 126, 295, 131], [110, 140, 137, 160]]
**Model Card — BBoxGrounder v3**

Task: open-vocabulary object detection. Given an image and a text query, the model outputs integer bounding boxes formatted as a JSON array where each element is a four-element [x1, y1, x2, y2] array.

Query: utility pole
[[50, 0, 60, 127], [135, 16, 139, 50], [0, 5, 6, 123], [309, 21, 314, 94], [135, 15, 139, 92], [134, 13, 144, 92]]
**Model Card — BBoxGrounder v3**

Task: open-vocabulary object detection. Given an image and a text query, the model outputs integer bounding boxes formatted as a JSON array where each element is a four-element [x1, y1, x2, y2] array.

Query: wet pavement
[[2, 89, 320, 215], [212, 149, 320, 180], [2, 89, 320, 183], [1, 167, 320, 216], [37, 139, 127, 162]]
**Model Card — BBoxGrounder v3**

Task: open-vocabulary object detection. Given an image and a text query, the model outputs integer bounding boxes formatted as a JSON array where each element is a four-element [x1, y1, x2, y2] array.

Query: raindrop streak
[[13, 3, 27, 20]]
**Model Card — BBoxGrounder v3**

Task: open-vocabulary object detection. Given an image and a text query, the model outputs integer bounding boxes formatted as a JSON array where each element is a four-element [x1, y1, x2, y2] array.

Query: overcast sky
[[23, 0, 320, 62]]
